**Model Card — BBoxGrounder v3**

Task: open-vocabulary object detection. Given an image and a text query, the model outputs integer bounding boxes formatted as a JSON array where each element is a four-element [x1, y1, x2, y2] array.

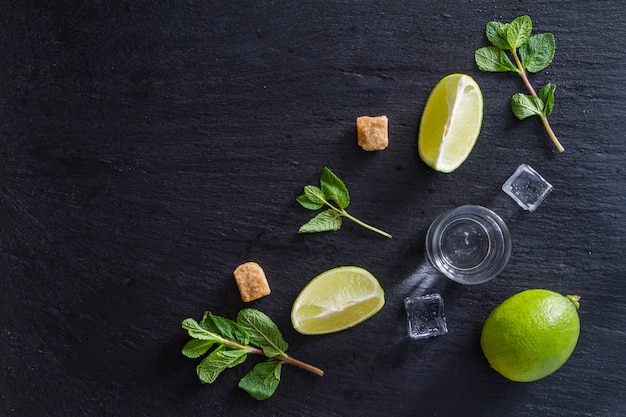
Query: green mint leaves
[[297, 167, 392, 238], [479, 16, 554, 72], [520, 33, 555, 73], [512, 83, 556, 120], [475, 15, 564, 152], [238, 359, 283, 401], [182, 309, 323, 400], [236, 308, 288, 358]]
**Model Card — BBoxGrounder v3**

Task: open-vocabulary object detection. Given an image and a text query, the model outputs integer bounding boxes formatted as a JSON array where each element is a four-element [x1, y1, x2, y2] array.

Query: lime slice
[[291, 266, 385, 335], [418, 73, 483, 173]]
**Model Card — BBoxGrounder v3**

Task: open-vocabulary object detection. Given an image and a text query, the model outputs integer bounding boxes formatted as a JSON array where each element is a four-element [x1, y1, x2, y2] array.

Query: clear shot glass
[[425, 205, 511, 285]]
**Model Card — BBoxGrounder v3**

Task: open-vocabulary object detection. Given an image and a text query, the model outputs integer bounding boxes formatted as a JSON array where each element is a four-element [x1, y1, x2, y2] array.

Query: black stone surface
[[2, 1, 625, 416]]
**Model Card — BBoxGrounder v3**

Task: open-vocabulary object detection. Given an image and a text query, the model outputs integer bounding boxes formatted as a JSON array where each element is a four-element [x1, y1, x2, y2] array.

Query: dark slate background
[[2, 1, 625, 416]]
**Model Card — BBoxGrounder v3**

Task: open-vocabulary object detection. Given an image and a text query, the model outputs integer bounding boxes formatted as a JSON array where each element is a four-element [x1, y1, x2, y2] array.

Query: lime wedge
[[418, 73, 484, 173], [291, 266, 385, 335]]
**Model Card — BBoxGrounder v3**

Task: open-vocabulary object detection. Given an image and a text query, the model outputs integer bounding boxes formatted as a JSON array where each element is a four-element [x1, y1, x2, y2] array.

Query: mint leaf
[[303, 185, 326, 205], [238, 359, 283, 401], [505, 15, 532, 50], [475, 46, 518, 73], [537, 83, 556, 115], [237, 309, 289, 358], [182, 318, 226, 343], [485, 21, 510, 50], [511, 93, 544, 120], [296, 194, 324, 210], [298, 209, 342, 233], [320, 167, 350, 209], [200, 312, 249, 345], [197, 346, 248, 384], [519, 33, 555, 73], [182, 339, 214, 358]]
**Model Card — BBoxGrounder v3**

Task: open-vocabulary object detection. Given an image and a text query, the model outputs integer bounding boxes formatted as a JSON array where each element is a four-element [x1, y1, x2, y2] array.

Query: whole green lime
[[481, 289, 580, 382]]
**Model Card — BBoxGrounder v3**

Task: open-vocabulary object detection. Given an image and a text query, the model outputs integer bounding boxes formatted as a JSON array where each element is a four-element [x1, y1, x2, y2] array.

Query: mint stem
[[512, 50, 565, 152], [324, 200, 392, 238], [340, 210, 392, 238], [275, 355, 325, 377], [512, 50, 537, 96], [223, 340, 324, 377], [539, 115, 564, 153]]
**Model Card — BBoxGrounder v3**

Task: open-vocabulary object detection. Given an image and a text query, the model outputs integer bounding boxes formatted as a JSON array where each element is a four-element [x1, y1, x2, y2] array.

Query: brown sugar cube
[[356, 115, 388, 151], [233, 262, 271, 302]]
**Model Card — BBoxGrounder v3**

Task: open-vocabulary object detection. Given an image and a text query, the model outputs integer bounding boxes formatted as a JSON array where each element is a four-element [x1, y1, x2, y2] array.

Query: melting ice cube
[[502, 164, 553, 212], [404, 293, 448, 339]]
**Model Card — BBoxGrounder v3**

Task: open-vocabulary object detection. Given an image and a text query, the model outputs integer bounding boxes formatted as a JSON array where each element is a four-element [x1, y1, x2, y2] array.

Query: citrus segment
[[481, 289, 580, 382], [291, 266, 385, 335], [418, 73, 484, 173]]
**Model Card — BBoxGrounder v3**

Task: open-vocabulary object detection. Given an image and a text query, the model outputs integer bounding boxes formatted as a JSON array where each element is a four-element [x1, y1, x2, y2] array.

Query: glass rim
[[426, 205, 511, 284]]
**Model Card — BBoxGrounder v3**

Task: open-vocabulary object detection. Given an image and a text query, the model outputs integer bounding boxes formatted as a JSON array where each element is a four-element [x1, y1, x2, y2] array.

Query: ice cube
[[502, 164, 553, 212], [404, 293, 448, 339]]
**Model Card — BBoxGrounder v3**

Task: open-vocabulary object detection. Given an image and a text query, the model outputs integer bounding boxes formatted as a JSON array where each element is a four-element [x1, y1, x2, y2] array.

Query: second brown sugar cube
[[233, 261, 271, 302], [356, 115, 388, 151]]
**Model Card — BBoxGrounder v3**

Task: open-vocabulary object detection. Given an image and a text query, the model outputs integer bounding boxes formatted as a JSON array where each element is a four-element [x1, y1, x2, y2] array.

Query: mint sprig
[[182, 309, 323, 400], [475, 15, 564, 152], [297, 167, 392, 238]]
